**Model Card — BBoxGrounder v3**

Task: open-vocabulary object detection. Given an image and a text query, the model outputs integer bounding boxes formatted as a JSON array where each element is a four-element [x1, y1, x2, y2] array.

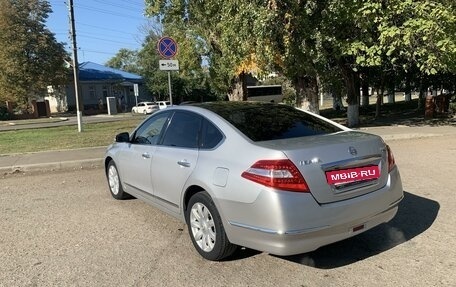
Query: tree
[[145, 0, 456, 126], [344, 0, 456, 124], [105, 48, 140, 74], [0, 0, 68, 107], [137, 30, 169, 100], [135, 24, 212, 103], [145, 1, 268, 101]]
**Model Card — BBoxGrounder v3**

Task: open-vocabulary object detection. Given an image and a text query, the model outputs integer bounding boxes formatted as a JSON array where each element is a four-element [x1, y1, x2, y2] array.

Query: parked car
[[131, 102, 158, 114], [105, 102, 403, 261], [156, 101, 171, 110]]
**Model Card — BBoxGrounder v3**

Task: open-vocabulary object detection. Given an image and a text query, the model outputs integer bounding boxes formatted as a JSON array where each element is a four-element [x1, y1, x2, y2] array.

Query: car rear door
[[150, 111, 202, 213]]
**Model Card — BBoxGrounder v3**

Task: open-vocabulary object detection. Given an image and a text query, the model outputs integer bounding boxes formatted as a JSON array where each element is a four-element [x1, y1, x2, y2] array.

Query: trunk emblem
[[349, 146, 358, 156], [299, 158, 322, 166]]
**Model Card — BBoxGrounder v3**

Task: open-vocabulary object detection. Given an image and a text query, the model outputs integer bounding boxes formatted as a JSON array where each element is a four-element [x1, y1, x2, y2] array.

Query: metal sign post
[[157, 37, 178, 105], [134, 83, 139, 106], [167, 72, 173, 105]]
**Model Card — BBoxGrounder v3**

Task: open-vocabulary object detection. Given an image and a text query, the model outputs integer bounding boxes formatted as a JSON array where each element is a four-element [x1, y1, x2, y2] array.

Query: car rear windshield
[[194, 102, 342, 142]]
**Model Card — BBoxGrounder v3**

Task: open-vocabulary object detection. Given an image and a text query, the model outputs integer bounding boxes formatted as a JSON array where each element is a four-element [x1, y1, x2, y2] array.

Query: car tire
[[185, 191, 237, 261], [106, 160, 131, 200], [143, 109, 147, 115]]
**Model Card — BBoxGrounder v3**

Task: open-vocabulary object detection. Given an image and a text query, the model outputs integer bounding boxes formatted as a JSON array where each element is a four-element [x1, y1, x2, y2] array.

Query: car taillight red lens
[[387, 145, 396, 172], [241, 159, 310, 192]]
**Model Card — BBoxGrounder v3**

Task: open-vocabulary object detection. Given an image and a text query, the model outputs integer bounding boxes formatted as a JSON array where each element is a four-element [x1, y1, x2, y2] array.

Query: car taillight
[[386, 145, 396, 172], [241, 159, 310, 192]]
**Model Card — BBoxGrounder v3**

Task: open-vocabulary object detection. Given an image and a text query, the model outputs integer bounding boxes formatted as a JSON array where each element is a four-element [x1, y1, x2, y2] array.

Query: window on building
[[89, 86, 96, 98]]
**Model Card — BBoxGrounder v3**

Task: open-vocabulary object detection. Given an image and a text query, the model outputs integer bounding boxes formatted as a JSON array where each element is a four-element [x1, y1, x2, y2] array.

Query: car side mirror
[[115, 132, 130, 143]]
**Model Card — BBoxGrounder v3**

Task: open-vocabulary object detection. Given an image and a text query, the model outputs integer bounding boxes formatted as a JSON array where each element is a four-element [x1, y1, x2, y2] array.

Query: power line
[[91, 0, 145, 11], [74, 4, 146, 21], [50, 0, 148, 63], [76, 22, 140, 37], [77, 34, 139, 46]]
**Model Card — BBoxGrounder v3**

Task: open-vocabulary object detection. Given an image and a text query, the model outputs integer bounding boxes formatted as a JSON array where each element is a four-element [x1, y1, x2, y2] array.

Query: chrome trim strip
[[321, 154, 383, 171], [331, 178, 380, 194], [228, 221, 329, 236], [124, 183, 179, 208]]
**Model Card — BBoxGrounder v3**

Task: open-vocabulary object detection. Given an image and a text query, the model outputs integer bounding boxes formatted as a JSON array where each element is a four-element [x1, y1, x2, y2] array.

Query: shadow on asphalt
[[274, 191, 439, 268]]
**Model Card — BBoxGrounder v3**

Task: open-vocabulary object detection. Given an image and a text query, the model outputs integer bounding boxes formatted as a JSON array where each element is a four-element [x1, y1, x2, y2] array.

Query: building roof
[[78, 62, 142, 82]]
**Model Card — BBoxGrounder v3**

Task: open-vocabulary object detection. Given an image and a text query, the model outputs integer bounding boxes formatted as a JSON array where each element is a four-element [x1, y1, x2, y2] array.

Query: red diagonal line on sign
[[161, 41, 175, 56]]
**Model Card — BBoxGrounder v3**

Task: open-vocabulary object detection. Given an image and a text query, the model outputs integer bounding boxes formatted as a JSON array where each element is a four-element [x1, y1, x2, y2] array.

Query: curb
[[0, 158, 103, 175]]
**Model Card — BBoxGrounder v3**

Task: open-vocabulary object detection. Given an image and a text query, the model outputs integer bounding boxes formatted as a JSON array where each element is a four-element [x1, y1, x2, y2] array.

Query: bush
[[0, 106, 11, 120]]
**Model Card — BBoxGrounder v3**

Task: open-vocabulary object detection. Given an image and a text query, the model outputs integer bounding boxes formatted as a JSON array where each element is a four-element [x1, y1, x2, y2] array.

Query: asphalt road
[[1, 132, 455, 286]]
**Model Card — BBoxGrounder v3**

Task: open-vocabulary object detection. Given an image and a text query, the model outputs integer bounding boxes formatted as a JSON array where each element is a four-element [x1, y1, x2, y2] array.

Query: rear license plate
[[326, 166, 380, 185]]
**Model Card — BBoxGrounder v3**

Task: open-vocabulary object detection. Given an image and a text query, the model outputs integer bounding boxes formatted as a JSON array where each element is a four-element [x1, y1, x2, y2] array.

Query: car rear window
[[194, 102, 342, 142]]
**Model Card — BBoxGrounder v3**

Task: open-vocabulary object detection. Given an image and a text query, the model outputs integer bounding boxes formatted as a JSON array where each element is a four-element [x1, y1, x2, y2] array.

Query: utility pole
[[68, 0, 83, 132]]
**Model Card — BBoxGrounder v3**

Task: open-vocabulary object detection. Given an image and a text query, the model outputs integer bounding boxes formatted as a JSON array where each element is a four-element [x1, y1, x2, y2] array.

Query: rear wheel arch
[[183, 185, 205, 213]]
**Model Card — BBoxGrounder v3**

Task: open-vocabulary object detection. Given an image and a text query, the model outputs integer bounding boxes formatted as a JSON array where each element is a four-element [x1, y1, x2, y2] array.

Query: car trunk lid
[[255, 131, 389, 204]]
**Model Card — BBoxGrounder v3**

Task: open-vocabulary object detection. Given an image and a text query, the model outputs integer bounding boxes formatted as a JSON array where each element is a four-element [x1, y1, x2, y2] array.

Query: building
[[46, 62, 149, 113]]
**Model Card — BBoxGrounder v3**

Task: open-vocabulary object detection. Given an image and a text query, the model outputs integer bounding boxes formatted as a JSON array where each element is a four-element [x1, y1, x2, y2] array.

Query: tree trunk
[[375, 90, 383, 118], [332, 93, 345, 111], [294, 75, 319, 114], [340, 65, 360, 127], [418, 80, 426, 109], [387, 74, 395, 104], [228, 72, 247, 101], [404, 76, 412, 102], [347, 103, 359, 127], [387, 92, 395, 104], [361, 81, 369, 107]]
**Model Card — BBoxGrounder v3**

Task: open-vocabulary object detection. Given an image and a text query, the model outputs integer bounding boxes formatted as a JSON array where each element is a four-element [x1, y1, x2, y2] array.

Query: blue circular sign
[[157, 37, 178, 59]]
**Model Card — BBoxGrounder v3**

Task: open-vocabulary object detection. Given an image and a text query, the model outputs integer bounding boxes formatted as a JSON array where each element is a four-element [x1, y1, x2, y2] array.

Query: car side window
[[161, 111, 202, 148], [132, 112, 170, 145], [200, 119, 223, 149]]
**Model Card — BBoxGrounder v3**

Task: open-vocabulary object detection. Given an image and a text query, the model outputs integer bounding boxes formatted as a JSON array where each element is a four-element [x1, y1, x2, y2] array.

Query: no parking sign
[[157, 37, 178, 59]]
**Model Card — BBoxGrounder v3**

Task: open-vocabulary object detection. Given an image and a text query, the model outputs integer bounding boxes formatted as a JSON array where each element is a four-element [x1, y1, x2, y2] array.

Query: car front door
[[150, 111, 202, 213], [117, 111, 170, 196]]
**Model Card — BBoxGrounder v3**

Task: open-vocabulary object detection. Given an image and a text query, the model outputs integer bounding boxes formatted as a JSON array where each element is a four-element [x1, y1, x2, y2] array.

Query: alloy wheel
[[190, 202, 216, 252]]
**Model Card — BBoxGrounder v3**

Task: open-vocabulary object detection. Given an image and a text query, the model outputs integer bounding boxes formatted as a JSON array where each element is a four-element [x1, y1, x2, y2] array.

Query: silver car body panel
[[105, 104, 404, 256]]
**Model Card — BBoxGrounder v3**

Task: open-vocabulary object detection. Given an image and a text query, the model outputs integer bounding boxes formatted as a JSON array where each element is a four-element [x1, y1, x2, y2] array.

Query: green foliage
[[145, 0, 269, 96], [136, 31, 169, 99], [0, 0, 68, 105], [105, 49, 141, 74], [351, 0, 456, 74], [143, 0, 456, 122]]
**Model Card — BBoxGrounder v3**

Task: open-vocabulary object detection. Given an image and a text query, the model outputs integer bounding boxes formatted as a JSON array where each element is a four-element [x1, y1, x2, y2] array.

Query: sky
[[46, 0, 150, 65]]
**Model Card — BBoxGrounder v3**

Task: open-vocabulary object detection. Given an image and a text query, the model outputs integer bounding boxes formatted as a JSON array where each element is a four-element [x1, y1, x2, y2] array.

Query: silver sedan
[[105, 102, 403, 261]]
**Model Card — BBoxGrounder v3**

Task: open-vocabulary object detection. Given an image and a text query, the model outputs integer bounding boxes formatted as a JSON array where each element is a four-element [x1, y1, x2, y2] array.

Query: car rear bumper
[[227, 198, 400, 256], [221, 167, 403, 256]]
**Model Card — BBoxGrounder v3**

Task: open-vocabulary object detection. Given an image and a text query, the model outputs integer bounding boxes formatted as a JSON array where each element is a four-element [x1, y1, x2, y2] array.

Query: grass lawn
[[0, 119, 141, 154]]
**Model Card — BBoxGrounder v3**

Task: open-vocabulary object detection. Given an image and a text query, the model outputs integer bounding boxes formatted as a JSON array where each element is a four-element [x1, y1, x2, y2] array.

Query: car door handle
[[142, 152, 150, 159], [177, 160, 191, 168]]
